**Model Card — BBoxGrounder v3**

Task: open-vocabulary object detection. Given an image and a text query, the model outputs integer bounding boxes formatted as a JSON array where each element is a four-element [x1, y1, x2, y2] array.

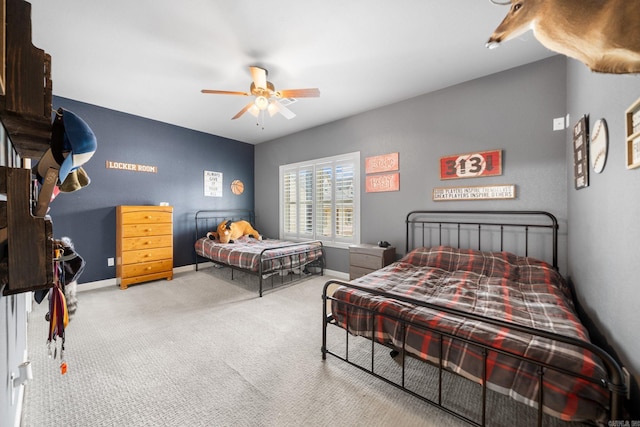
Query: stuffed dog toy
[[207, 220, 262, 244]]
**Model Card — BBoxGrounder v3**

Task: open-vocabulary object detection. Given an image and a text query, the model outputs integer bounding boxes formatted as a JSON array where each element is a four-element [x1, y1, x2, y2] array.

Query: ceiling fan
[[201, 66, 320, 120]]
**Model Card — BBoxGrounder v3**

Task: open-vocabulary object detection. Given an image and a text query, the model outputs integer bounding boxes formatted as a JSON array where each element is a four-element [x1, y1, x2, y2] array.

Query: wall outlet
[[107, 257, 114, 267]]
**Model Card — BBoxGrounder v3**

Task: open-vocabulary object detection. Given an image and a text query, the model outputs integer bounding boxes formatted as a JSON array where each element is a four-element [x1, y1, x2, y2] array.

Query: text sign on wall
[[365, 152, 399, 174], [204, 170, 223, 197], [366, 173, 400, 193], [106, 160, 157, 173], [439, 149, 502, 180], [432, 184, 515, 201]]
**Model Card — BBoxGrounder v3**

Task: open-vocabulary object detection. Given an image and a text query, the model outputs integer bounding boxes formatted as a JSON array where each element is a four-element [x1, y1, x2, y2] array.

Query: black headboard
[[195, 209, 256, 240], [405, 210, 559, 269]]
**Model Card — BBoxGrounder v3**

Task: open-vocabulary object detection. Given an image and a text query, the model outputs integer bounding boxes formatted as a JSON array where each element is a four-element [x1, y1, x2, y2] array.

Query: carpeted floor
[[21, 268, 590, 426]]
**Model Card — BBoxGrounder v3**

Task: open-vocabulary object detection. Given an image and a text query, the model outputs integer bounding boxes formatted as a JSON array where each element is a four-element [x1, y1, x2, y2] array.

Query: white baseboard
[[78, 264, 349, 292], [76, 278, 117, 292], [324, 269, 349, 280]]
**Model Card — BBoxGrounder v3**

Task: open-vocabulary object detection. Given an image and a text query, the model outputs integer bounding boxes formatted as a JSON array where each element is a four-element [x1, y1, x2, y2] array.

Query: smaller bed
[[194, 209, 324, 296]]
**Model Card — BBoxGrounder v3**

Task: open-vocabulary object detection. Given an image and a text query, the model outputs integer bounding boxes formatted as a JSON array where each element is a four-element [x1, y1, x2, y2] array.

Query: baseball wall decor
[[590, 118, 608, 173]]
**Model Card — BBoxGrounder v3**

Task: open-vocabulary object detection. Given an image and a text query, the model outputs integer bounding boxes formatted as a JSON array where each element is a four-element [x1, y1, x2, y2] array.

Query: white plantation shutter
[[282, 169, 297, 234], [298, 167, 313, 236], [334, 160, 354, 242], [315, 162, 332, 238], [280, 152, 360, 246]]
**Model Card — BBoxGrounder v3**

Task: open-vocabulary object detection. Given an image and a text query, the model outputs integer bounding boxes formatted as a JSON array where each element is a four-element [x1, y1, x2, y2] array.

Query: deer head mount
[[486, 0, 640, 74]]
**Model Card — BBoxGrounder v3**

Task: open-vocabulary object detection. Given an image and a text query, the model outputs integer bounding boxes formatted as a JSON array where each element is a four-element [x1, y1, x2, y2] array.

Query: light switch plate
[[553, 117, 565, 131]]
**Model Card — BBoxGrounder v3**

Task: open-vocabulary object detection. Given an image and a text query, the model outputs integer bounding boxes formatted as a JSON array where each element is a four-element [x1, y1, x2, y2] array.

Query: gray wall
[[256, 56, 568, 273], [565, 60, 640, 412]]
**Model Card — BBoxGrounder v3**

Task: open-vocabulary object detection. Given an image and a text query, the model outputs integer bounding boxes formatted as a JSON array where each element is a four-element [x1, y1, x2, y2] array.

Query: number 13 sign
[[439, 149, 502, 180]]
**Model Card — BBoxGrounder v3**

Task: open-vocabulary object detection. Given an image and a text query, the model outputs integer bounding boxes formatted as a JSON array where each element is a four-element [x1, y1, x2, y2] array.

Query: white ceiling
[[29, 0, 555, 145]]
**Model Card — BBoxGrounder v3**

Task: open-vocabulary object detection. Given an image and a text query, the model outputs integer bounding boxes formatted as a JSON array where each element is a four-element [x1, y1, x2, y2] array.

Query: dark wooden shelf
[[0, 0, 52, 159], [0, 0, 55, 294]]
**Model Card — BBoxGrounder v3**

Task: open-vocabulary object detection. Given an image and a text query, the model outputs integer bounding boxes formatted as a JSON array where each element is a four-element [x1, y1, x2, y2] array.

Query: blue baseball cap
[[35, 108, 97, 184]]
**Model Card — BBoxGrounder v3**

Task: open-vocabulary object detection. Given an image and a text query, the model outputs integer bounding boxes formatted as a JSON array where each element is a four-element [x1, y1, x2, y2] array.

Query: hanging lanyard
[[47, 261, 69, 374]]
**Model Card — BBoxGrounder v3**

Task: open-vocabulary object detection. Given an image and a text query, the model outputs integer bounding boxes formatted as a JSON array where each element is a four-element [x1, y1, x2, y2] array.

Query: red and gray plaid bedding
[[195, 236, 323, 274], [331, 246, 609, 423]]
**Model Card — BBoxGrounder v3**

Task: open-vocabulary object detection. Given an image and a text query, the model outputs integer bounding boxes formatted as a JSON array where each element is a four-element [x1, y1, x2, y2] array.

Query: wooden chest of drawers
[[349, 243, 396, 280], [116, 205, 173, 289]]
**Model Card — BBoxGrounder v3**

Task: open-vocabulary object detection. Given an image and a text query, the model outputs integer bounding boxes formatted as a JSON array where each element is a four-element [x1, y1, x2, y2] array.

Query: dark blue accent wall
[[47, 97, 254, 283]]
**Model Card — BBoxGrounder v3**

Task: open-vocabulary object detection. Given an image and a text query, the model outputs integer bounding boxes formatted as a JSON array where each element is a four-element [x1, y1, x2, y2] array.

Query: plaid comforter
[[331, 246, 609, 423], [195, 236, 323, 274]]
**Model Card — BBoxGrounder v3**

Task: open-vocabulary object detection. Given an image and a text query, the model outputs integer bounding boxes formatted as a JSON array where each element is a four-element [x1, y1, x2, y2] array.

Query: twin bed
[[194, 209, 324, 297], [322, 210, 625, 426]]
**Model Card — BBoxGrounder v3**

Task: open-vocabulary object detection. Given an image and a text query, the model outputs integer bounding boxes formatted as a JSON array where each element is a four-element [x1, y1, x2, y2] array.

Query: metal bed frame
[[322, 210, 626, 426], [194, 209, 325, 297]]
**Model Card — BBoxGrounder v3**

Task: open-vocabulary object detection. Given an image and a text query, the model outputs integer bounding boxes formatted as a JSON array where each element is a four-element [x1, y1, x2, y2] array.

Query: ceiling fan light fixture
[[267, 101, 279, 117], [255, 96, 269, 111], [248, 104, 260, 117]]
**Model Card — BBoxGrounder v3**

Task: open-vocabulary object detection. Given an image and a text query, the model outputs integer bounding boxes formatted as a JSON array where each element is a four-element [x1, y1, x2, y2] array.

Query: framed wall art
[[625, 96, 640, 169], [204, 170, 223, 197], [573, 115, 589, 189]]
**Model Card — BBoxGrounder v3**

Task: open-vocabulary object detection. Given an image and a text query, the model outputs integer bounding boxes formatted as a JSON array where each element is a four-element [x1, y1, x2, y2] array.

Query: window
[[279, 152, 360, 247]]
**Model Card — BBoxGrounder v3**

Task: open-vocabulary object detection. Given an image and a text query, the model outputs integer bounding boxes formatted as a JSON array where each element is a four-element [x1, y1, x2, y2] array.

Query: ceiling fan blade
[[231, 101, 255, 120], [275, 88, 320, 98], [269, 99, 296, 120], [250, 66, 268, 90], [201, 89, 250, 96]]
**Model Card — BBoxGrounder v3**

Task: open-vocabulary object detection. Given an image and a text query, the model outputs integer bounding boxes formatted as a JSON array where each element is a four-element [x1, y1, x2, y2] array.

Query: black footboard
[[321, 210, 626, 426], [322, 279, 625, 426]]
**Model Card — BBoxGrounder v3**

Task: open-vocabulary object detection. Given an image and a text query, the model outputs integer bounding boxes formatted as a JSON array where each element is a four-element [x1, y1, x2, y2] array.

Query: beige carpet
[[20, 268, 588, 426]]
